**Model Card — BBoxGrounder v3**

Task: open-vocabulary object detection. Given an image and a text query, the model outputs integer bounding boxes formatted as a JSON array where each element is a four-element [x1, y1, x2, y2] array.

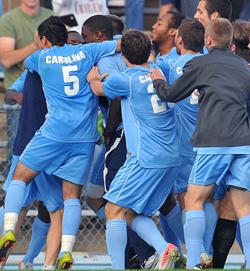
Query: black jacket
[[153, 46, 250, 147]]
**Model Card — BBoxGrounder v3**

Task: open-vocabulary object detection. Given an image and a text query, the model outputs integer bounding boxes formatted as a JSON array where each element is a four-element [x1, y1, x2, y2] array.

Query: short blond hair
[[205, 18, 233, 48]]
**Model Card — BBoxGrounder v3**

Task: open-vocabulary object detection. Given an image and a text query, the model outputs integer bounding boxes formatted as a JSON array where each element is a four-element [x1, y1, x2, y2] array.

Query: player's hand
[[87, 66, 108, 83], [148, 68, 165, 81]]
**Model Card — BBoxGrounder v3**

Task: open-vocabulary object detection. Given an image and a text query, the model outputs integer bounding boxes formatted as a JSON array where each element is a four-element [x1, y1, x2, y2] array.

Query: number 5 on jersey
[[62, 65, 79, 96]]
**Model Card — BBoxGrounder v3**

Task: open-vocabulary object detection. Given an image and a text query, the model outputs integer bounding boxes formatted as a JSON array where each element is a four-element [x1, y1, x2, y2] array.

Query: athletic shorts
[[4, 155, 63, 212], [20, 130, 95, 185], [214, 178, 227, 201], [174, 155, 195, 193], [104, 129, 127, 191], [188, 154, 250, 191], [104, 155, 178, 216], [85, 144, 106, 199]]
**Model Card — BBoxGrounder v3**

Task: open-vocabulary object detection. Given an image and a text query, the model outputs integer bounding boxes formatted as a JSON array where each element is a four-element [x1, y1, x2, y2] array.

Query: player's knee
[[13, 161, 37, 182], [159, 193, 177, 215], [105, 202, 125, 220], [86, 196, 104, 213], [62, 181, 82, 199]]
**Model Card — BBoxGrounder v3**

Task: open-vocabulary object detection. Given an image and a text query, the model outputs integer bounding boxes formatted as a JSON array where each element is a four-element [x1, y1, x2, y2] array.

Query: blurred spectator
[[0, 0, 53, 178], [52, 0, 109, 33], [126, 0, 144, 30], [240, 0, 250, 20], [0, 0, 53, 89], [160, 0, 199, 18], [40, 0, 53, 10]]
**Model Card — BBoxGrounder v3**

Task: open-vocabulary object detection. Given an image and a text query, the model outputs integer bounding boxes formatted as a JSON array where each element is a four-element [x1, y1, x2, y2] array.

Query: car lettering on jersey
[[46, 51, 86, 64], [138, 75, 152, 84]]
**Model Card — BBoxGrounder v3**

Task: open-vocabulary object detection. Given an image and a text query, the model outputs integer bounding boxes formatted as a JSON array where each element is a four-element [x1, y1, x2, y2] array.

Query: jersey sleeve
[[84, 40, 117, 64], [97, 56, 120, 78], [24, 50, 42, 73], [8, 70, 27, 92], [103, 73, 130, 99]]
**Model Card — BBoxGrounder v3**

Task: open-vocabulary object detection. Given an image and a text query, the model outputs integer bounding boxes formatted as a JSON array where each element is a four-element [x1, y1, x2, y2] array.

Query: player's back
[[25, 41, 117, 143], [123, 63, 179, 168], [169, 53, 202, 156]]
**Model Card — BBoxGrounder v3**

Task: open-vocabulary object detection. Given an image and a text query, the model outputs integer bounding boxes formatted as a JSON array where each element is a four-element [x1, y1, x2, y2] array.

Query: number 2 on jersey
[[62, 65, 79, 96], [147, 83, 167, 113]]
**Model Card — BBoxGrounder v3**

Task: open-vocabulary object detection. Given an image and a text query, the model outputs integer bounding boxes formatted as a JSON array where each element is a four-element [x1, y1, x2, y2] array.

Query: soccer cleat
[[0, 230, 16, 266], [193, 263, 203, 270], [157, 243, 180, 270], [18, 260, 33, 270], [142, 253, 159, 269], [55, 252, 73, 270], [200, 253, 212, 269], [175, 254, 187, 269]]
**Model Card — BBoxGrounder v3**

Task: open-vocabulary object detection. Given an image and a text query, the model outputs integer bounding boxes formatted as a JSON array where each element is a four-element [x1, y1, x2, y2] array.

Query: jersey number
[[147, 83, 166, 113], [62, 65, 79, 96]]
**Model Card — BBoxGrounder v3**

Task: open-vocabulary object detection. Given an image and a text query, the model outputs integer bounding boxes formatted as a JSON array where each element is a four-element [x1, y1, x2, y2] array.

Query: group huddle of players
[[0, 0, 250, 270]]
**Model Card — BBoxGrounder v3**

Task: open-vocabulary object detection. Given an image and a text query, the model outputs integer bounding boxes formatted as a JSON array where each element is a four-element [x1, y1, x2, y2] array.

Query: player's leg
[[20, 202, 51, 270], [159, 194, 185, 249], [212, 192, 237, 268], [229, 187, 250, 268], [184, 154, 231, 269], [43, 209, 63, 269], [184, 184, 215, 269], [0, 161, 37, 264]]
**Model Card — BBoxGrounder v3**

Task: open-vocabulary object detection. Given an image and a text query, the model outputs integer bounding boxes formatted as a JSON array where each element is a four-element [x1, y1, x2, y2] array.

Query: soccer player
[[1, 69, 63, 270], [88, 30, 180, 270], [0, 15, 120, 269], [83, 15, 156, 268], [212, 19, 250, 269], [152, 11, 185, 81], [67, 31, 83, 45], [149, 18, 250, 269], [194, 0, 232, 28]]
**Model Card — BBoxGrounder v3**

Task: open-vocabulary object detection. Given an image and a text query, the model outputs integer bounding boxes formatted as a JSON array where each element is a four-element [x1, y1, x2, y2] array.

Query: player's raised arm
[[87, 66, 108, 96], [149, 59, 203, 103]]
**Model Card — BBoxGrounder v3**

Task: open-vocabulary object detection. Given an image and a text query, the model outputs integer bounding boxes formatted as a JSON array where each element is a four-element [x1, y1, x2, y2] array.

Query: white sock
[[4, 212, 18, 232], [60, 235, 76, 253], [43, 264, 55, 270]]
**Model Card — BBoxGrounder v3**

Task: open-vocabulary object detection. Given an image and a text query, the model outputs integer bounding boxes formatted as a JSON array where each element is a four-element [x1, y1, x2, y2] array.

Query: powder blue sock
[[22, 217, 50, 264], [203, 202, 218, 255], [162, 203, 185, 244], [0, 206, 4, 233], [236, 222, 244, 253], [131, 215, 167, 254], [62, 198, 81, 235], [159, 214, 182, 254], [106, 219, 127, 270], [96, 206, 105, 220], [239, 215, 250, 268], [184, 210, 205, 269], [5, 180, 27, 213]]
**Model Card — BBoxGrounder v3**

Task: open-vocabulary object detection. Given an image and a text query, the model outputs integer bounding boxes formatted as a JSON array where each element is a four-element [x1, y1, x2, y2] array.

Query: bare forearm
[[159, 3, 175, 17], [1, 42, 37, 69], [90, 79, 105, 96]]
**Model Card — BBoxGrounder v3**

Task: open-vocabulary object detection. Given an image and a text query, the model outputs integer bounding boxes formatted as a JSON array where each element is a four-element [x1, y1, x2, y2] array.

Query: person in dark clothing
[[149, 18, 250, 269]]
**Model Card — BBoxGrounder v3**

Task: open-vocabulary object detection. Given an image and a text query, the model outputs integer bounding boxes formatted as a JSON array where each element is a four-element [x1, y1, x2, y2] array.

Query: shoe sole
[[160, 249, 180, 270], [0, 240, 16, 266]]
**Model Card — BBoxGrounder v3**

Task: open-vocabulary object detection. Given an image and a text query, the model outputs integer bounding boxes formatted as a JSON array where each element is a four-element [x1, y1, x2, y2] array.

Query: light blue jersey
[[103, 62, 179, 168], [24, 41, 117, 142], [169, 53, 202, 157], [98, 52, 127, 131], [9, 70, 27, 93], [155, 47, 180, 81]]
